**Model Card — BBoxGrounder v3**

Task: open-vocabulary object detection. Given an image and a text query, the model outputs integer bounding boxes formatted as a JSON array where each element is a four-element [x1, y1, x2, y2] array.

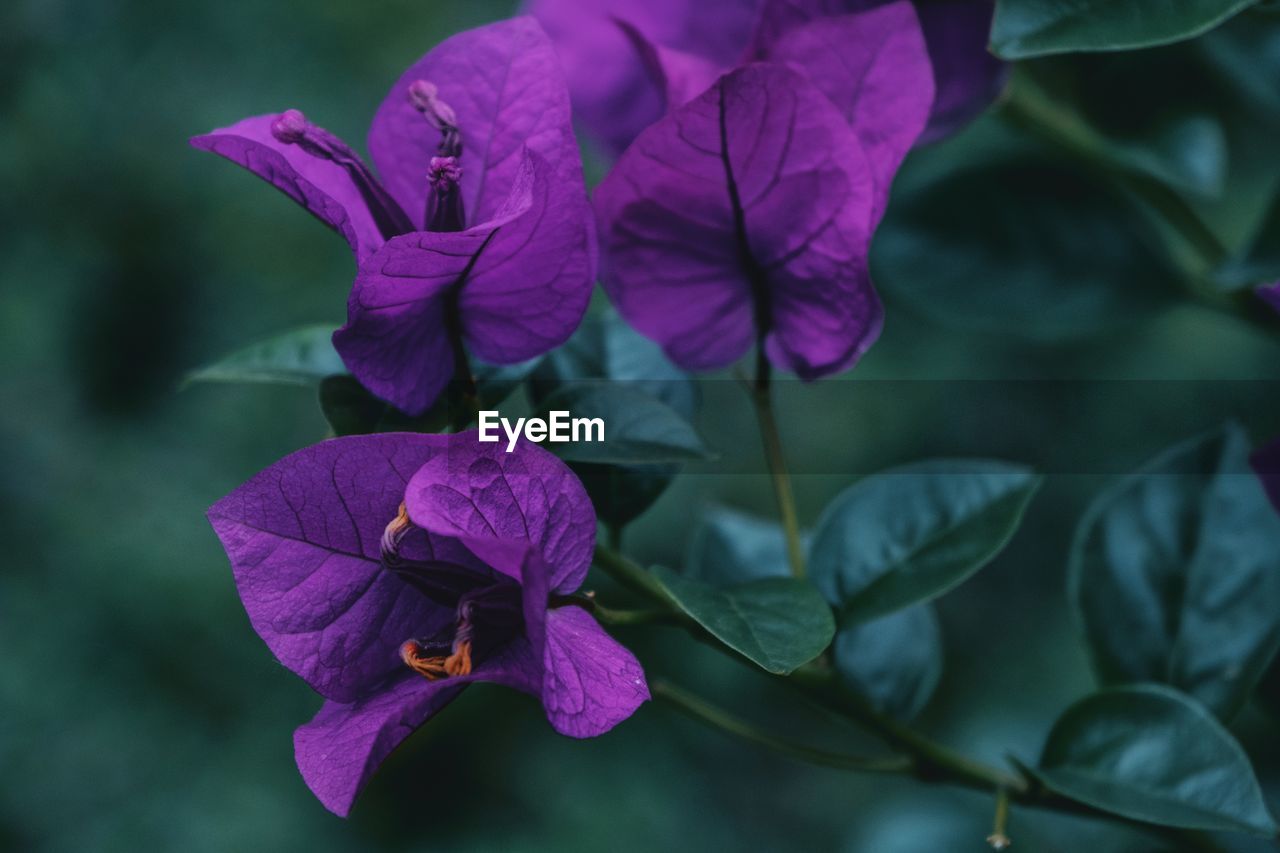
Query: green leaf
[[991, 0, 1256, 60], [875, 149, 1175, 341], [531, 309, 698, 525], [686, 506, 807, 586], [810, 460, 1041, 622], [185, 325, 344, 387], [530, 309, 697, 417], [472, 356, 543, 409], [833, 605, 943, 721], [1069, 423, 1280, 720], [650, 566, 834, 674], [534, 384, 711, 465], [1032, 684, 1277, 835], [317, 375, 449, 436], [316, 355, 538, 436]]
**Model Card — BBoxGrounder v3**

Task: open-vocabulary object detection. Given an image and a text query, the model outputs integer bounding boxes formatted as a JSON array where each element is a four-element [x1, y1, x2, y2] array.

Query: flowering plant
[[180, 5, 1280, 849]]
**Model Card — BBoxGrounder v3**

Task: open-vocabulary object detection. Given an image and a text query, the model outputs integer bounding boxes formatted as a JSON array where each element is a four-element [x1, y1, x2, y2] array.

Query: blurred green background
[[4, 1, 1280, 850]]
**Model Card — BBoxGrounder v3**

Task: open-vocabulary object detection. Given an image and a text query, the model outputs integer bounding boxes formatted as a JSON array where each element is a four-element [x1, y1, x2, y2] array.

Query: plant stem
[[654, 680, 913, 775], [592, 544, 680, 605], [988, 787, 1012, 851], [751, 355, 806, 579], [788, 664, 1027, 794]]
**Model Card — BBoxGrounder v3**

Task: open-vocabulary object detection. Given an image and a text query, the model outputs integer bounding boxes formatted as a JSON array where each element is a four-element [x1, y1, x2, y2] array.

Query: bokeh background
[[4, 1, 1280, 850]]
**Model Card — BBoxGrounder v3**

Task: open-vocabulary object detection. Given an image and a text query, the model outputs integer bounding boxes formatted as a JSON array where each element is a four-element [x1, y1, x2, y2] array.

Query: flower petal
[[524, 0, 761, 155], [191, 114, 386, 261], [368, 17, 584, 228], [457, 150, 594, 366], [404, 434, 596, 595], [207, 434, 471, 702], [914, 0, 1007, 143], [334, 150, 591, 416], [331, 230, 476, 417], [294, 636, 541, 817], [541, 605, 649, 737], [763, 2, 934, 224], [616, 19, 726, 111], [595, 62, 880, 378], [294, 542, 552, 817], [294, 675, 466, 817]]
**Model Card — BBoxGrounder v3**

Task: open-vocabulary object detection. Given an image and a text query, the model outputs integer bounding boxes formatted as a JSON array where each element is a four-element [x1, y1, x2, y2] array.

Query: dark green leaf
[[686, 506, 808, 586], [534, 384, 711, 465], [651, 566, 834, 674], [1069, 423, 1280, 719], [317, 375, 450, 436], [530, 309, 697, 417], [532, 309, 698, 525], [874, 153, 1175, 341], [472, 356, 543, 409], [185, 325, 344, 387], [810, 460, 1041, 622], [991, 0, 1256, 60], [1033, 684, 1277, 835], [833, 605, 943, 721]]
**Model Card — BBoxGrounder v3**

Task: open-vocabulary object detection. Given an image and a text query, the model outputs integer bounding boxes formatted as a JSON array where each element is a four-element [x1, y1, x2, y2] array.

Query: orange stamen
[[444, 639, 473, 677], [400, 640, 449, 680]]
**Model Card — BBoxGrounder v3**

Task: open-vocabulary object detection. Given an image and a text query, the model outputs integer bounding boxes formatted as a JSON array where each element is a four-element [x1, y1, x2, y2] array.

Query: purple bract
[[191, 18, 594, 416], [208, 432, 648, 816], [593, 62, 884, 379], [526, 0, 1003, 156]]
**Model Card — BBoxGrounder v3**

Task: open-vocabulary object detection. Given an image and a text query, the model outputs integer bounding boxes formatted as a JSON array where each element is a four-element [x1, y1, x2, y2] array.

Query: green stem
[[988, 787, 1012, 851], [592, 544, 678, 604], [654, 680, 913, 775], [751, 356, 806, 579], [789, 664, 1026, 794]]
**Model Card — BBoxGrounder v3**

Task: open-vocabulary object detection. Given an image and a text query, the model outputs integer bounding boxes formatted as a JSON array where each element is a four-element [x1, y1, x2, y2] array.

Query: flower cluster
[[198, 6, 991, 817]]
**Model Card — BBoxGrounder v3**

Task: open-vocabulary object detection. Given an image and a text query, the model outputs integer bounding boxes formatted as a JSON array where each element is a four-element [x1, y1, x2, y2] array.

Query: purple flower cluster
[[199, 6, 999, 817]]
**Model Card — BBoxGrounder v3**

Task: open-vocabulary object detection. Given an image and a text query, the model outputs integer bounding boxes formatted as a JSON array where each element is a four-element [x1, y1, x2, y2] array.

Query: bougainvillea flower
[[526, 0, 1000, 155], [594, 63, 882, 379], [1254, 440, 1280, 515], [208, 433, 648, 816], [191, 18, 593, 416]]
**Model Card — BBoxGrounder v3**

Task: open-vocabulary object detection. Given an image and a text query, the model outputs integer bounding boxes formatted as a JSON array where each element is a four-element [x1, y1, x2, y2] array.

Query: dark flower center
[[269, 109, 414, 240], [408, 80, 466, 232], [381, 503, 524, 680]]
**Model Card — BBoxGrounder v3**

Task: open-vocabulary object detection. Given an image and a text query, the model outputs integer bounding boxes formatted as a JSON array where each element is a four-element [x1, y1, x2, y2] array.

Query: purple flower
[[208, 433, 648, 816], [593, 61, 886, 379], [525, 0, 1002, 155], [191, 18, 594, 416]]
